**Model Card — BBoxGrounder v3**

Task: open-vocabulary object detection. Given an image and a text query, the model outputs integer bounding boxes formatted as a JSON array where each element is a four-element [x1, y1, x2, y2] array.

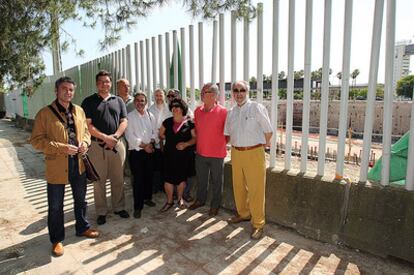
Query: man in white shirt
[[224, 80, 273, 240], [125, 92, 158, 218]]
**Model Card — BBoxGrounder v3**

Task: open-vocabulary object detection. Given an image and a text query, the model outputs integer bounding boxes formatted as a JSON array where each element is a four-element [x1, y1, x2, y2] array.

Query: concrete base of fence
[[222, 161, 414, 264]]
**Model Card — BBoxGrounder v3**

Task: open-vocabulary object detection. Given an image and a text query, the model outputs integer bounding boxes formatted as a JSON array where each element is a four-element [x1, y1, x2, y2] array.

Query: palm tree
[[351, 69, 360, 87]]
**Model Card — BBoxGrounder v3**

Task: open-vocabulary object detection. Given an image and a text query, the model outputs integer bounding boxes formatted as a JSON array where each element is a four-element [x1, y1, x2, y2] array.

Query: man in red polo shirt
[[189, 83, 227, 216]]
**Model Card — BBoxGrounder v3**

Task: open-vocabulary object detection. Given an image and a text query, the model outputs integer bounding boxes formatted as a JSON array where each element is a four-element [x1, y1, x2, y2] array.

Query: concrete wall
[[264, 100, 412, 138], [222, 162, 414, 264]]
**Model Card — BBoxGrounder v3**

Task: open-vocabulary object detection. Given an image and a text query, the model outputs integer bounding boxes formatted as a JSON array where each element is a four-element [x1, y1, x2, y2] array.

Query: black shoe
[[133, 210, 141, 219], [144, 200, 156, 207], [97, 215, 106, 225], [183, 195, 194, 203], [114, 210, 130, 218]]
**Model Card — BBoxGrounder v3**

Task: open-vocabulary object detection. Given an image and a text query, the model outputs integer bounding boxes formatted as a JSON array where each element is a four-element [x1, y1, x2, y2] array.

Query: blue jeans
[[47, 157, 90, 243]]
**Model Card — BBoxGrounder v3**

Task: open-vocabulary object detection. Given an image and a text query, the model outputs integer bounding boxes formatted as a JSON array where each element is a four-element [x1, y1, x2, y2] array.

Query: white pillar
[[198, 22, 204, 91], [219, 14, 225, 106], [151, 36, 157, 105], [359, 0, 385, 182], [257, 2, 264, 103], [165, 32, 171, 89], [145, 38, 152, 100], [381, 0, 396, 186], [269, 0, 280, 168], [173, 30, 179, 90], [243, 16, 249, 82], [134, 42, 140, 92], [181, 27, 187, 101], [126, 44, 132, 84], [158, 34, 164, 89], [317, 0, 332, 176], [335, 0, 353, 179], [140, 40, 145, 92], [211, 20, 218, 84], [300, 0, 313, 173], [285, 0, 295, 170], [231, 11, 237, 83], [189, 25, 196, 110]]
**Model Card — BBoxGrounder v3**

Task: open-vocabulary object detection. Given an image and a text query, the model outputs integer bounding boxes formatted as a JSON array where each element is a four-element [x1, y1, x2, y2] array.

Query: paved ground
[[1, 118, 414, 275]]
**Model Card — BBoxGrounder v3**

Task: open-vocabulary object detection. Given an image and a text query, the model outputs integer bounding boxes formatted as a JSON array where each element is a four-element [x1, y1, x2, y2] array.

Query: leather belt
[[232, 144, 263, 151], [91, 137, 104, 142]]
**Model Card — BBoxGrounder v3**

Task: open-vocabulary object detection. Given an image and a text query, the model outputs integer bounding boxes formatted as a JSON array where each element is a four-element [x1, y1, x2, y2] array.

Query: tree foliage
[[396, 75, 414, 99], [0, 0, 254, 89]]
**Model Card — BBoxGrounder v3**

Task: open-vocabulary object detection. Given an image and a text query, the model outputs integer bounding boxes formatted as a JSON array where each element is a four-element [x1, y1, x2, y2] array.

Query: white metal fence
[[7, 0, 414, 190]]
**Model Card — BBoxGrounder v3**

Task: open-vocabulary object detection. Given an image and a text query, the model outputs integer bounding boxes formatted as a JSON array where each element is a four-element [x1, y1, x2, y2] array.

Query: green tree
[[396, 75, 414, 99], [278, 71, 286, 80], [294, 70, 304, 79], [1, 0, 254, 89]]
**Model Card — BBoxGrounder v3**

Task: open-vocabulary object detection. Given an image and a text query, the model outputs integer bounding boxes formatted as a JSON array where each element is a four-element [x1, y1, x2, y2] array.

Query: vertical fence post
[[257, 3, 264, 103], [317, 0, 332, 176], [211, 20, 218, 84], [146, 38, 152, 100], [285, 0, 295, 170], [158, 34, 164, 89], [189, 25, 196, 110], [198, 22, 204, 92], [359, 0, 385, 183], [300, 0, 313, 173], [134, 42, 140, 92], [140, 41, 146, 93], [269, 0, 280, 169], [219, 14, 225, 106], [335, 0, 353, 179], [181, 27, 187, 102], [173, 30, 179, 90], [243, 16, 249, 82], [165, 32, 171, 89], [381, 0, 396, 186]]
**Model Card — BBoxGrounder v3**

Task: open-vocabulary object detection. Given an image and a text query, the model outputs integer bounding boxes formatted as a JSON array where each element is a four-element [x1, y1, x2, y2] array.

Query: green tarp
[[367, 132, 410, 185]]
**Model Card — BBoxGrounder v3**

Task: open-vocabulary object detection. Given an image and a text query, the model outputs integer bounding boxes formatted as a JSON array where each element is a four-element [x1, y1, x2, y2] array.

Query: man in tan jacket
[[31, 76, 99, 257]]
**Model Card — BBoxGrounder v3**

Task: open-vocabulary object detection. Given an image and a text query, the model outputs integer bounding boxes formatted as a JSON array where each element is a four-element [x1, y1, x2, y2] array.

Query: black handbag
[[48, 105, 100, 182], [81, 154, 100, 182]]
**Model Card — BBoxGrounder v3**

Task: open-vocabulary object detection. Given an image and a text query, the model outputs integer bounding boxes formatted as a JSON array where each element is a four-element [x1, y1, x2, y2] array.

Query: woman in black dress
[[159, 98, 196, 211]]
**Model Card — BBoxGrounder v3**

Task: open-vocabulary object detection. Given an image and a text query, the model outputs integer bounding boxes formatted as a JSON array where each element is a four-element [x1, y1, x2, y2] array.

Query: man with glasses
[[224, 80, 273, 240], [189, 83, 227, 216], [81, 70, 130, 225], [125, 92, 158, 218], [31, 76, 99, 257]]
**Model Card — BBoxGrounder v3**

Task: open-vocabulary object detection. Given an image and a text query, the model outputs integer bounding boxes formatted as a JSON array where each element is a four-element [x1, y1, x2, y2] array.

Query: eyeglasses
[[167, 94, 176, 98], [233, 88, 246, 93]]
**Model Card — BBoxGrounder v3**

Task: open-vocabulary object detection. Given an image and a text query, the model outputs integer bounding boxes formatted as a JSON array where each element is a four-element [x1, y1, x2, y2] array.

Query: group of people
[[30, 70, 273, 257]]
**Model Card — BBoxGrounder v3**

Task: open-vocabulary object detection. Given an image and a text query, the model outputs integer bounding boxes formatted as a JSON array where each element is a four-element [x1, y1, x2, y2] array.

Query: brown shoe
[[251, 228, 264, 240], [228, 215, 251, 224], [52, 242, 64, 257], [80, 228, 100, 238], [209, 208, 219, 217], [188, 200, 205, 210]]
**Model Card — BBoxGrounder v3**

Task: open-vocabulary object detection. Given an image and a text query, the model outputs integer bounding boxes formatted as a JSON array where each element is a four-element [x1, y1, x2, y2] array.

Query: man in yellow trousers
[[224, 80, 273, 240]]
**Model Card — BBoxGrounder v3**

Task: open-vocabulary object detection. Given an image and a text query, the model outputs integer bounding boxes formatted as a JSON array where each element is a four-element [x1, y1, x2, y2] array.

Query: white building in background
[[393, 40, 413, 92]]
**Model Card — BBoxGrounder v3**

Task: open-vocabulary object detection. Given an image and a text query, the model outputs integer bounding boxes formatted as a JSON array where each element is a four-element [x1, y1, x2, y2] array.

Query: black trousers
[[129, 150, 154, 210]]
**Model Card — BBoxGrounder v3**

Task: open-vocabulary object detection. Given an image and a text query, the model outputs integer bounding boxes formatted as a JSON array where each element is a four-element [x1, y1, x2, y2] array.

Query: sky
[[42, 0, 414, 86]]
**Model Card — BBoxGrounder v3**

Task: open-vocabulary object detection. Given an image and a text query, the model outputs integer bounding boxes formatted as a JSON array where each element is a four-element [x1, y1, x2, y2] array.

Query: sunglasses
[[233, 88, 246, 93], [167, 94, 176, 98]]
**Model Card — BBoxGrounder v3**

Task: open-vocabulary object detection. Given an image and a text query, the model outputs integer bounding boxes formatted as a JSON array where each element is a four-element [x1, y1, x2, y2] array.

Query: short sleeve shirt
[[81, 93, 127, 135]]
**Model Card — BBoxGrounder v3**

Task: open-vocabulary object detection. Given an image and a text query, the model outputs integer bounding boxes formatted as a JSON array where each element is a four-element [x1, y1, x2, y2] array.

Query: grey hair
[[231, 80, 250, 92]]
